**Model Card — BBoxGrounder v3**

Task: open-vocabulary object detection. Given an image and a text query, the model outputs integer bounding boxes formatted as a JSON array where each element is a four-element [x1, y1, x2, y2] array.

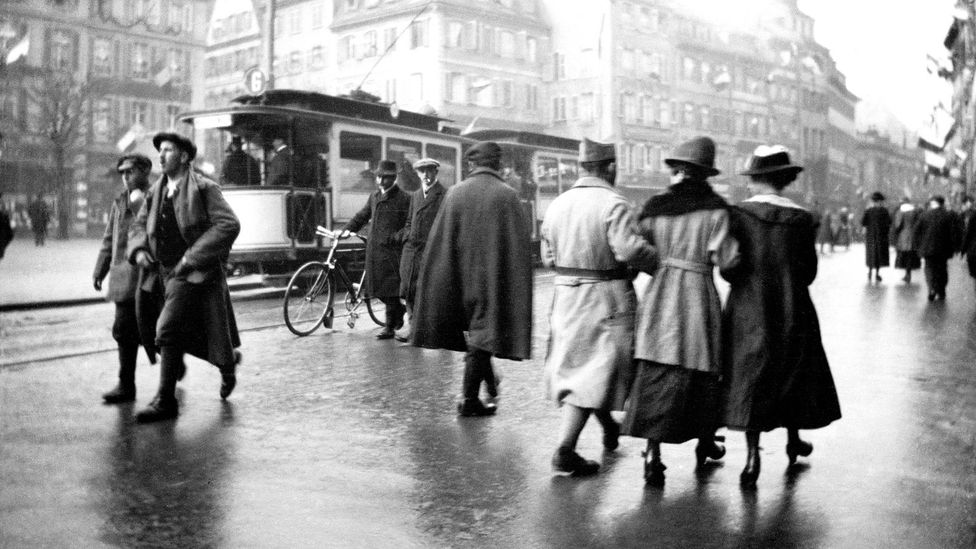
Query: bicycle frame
[[315, 227, 370, 329]]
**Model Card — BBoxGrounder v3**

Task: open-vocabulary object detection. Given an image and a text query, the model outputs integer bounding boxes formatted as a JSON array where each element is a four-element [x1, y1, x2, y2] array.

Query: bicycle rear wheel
[[283, 262, 334, 336], [365, 298, 385, 327]]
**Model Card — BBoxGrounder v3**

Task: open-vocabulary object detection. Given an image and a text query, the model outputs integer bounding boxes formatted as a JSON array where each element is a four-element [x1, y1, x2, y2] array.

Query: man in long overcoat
[[342, 159, 410, 339], [541, 138, 658, 476], [411, 141, 533, 417], [395, 157, 446, 334], [94, 154, 156, 404], [861, 191, 891, 282], [914, 194, 956, 301], [129, 132, 242, 423]]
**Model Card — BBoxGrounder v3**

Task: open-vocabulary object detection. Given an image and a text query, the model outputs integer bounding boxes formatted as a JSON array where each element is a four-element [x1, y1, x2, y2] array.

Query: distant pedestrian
[[835, 206, 852, 249], [410, 141, 533, 417], [27, 194, 50, 246], [890, 197, 922, 283], [861, 192, 891, 282], [960, 196, 976, 295], [93, 154, 158, 404], [394, 157, 446, 339], [340, 159, 410, 340], [541, 138, 658, 477], [817, 206, 835, 254], [0, 193, 13, 260], [956, 195, 975, 254], [914, 195, 956, 301], [622, 136, 739, 486], [129, 132, 242, 423], [720, 146, 841, 488]]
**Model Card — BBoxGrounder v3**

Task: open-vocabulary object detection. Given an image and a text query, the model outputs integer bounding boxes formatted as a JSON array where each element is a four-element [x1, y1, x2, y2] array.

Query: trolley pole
[[262, 0, 276, 90]]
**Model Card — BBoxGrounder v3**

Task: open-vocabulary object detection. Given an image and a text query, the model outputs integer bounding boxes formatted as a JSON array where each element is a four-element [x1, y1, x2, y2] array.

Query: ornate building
[[0, 0, 211, 236]]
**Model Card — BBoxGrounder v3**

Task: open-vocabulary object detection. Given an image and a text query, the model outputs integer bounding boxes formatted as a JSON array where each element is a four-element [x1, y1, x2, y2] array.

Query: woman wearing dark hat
[[622, 136, 740, 486], [861, 191, 891, 282], [720, 145, 841, 488]]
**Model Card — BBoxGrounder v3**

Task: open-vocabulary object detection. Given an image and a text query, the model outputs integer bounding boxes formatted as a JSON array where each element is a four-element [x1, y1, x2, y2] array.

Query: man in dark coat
[[395, 157, 446, 330], [267, 137, 292, 186], [861, 191, 891, 282], [960, 196, 976, 295], [342, 159, 410, 339], [94, 154, 156, 404], [129, 132, 242, 423], [410, 141, 534, 417], [220, 136, 260, 186], [914, 195, 956, 301], [0, 192, 12, 260]]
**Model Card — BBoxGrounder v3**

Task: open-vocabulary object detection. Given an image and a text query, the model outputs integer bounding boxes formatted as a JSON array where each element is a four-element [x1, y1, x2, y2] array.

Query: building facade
[[0, 0, 211, 237]]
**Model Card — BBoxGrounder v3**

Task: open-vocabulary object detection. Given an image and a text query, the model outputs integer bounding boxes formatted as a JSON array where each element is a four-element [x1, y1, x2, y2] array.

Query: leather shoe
[[135, 396, 179, 423], [457, 398, 497, 417], [786, 439, 813, 465], [642, 452, 666, 486], [376, 327, 396, 340], [552, 448, 599, 476], [602, 421, 620, 451], [220, 350, 241, 400], [102, 385, 135, 404], [695, 437, 727, 467], [394, 334, 409, 343]]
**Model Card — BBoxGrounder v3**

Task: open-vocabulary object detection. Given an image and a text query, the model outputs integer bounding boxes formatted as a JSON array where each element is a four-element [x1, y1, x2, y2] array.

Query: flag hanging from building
[[712, 68, 731, 91], [5, 35, 29, 65], [924, 150, 948, 176], [917, 105, 956, 152], [116, 123, 146, 152]]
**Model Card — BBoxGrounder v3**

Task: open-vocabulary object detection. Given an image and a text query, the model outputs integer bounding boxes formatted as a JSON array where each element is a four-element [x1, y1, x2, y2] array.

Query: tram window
[[558, 158, 578, 190], [339, 131, 382, 191], [219, 135, 261, 186], [425, 143, 457, 187], [537, 156, 559, 195], [387, 138, 422, 191]]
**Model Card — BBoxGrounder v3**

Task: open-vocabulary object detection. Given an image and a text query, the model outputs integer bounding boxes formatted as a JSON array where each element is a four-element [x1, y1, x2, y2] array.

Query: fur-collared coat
[[128, 169, 241, 367], [410, 167, 533, 359]]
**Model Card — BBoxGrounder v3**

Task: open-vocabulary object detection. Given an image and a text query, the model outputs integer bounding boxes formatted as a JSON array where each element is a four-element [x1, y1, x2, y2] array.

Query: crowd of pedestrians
[[88, 128, 976, 490]]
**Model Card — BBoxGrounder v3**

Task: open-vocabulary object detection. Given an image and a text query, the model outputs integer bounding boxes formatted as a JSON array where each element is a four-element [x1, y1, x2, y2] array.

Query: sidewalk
[[0, 236, 271, 310]]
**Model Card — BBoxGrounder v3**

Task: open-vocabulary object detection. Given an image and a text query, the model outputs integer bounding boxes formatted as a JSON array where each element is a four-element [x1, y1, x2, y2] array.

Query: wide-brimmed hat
[[152, 132, 197, 161], [374, 160, 398, 176], [465, 141, 502, 163], [579, 137, 615, 163], [740, 145, 804, 176], [412, 157, 440, 170], [664, 136, 720, 176]]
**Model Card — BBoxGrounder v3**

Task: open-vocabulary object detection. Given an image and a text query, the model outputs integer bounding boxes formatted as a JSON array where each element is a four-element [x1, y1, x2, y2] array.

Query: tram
[[178, 89, 469, 275]]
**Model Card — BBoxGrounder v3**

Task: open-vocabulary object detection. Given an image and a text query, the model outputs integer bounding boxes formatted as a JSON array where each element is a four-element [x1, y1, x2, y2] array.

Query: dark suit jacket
[[267, 145, 292, 186], [396, 182, 446, 302], [914, 207, 956, 260]]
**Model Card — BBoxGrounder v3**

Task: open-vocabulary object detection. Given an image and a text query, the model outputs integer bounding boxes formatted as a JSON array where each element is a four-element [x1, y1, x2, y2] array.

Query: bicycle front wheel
[[283, 262, 334, 336]]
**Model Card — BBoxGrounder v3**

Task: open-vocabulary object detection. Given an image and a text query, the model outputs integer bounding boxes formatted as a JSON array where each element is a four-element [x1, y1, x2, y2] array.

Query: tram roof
[[179, 89, 454, 135], [464, 129, 580, 153]]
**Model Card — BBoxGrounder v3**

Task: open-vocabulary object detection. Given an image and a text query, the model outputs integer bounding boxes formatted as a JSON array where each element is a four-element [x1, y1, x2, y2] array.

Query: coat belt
[[660, 257, 711, 274], [553, 265, 630, 280]]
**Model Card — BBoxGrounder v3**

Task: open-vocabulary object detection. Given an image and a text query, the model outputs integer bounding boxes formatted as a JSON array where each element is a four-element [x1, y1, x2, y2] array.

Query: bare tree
[[26, 71, 102, 239]]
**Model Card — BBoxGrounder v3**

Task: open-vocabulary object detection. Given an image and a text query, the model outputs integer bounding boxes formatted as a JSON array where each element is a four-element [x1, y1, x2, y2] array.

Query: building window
[[682, 56, 696, 81], [553, 52, 565, 80], [311, 3, 324, 28], [552, 97, 566, 122], [131, 101, 149, 126], [621, 49, 634, 73], [166, 105, 180, 130], [410, 20, 428, 48], [526, 84, 538, 111], [288, 51, 302, 74], [569, 96, 578, 119], [385, 79, 397, 103], [526, 37, 537, 63], [338, 36, 354, 62], [132, 43, 150, 79], [92, 38, 113, 76], [623, 94, 637, 124], [499, 31, 515, 58], [49, 30, 75, 71], [579, 93, 593, 121], [289, 7, 302, 35], [363, 31, 378, 57], [310, 46, 324, 69], [446, 21, 464, 48], [445, 73, 466, 103], [500, 80, 513, 108], [92, 99, 112, 143]]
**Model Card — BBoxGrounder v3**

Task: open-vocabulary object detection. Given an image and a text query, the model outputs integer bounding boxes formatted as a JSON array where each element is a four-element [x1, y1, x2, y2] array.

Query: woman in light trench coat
[[622, 136, 740, 486]]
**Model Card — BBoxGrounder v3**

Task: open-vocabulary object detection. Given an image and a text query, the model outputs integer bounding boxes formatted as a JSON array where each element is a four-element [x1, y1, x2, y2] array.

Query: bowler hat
[[579, 138, 615, 163], [374, 160, 398, 176], [740, 145, 803, 176], [412, 157, 440, 170], [465, 141, 502, 163], [664, 136, 720, 176], [870, 191, 886, 202], [152, 132, 197, 161]]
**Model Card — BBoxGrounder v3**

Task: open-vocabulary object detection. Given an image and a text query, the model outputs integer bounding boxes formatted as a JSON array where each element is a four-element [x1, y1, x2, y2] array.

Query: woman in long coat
[[622, 136, 740, 486], [720, 146, 841, 487], [861, 192, 891, 282], [890, 198, 921, 283]]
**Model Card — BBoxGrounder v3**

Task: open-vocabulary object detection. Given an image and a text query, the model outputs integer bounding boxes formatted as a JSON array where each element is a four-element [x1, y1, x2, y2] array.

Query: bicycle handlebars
[[315, 226, 360, 241]]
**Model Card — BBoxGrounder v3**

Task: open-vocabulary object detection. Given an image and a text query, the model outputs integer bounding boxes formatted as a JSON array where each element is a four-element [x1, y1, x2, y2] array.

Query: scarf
[[640, 180, 727, 219]]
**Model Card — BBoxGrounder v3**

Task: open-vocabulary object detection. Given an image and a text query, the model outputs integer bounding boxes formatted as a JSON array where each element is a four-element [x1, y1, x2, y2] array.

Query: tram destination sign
[[195, 113, 233, 129]]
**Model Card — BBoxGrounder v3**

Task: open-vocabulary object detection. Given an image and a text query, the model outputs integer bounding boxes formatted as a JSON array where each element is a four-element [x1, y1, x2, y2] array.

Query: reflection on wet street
[[1, 247, 975, 547]]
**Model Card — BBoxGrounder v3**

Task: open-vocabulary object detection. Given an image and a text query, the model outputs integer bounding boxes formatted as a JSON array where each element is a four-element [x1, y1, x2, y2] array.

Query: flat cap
[[464, 141, 502, 163], [412, 157, 440, 170], [579, 137, 615, 163]]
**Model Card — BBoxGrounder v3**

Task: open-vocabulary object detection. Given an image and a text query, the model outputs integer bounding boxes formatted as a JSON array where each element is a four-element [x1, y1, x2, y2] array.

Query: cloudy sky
[[797, 0, 957, 133]]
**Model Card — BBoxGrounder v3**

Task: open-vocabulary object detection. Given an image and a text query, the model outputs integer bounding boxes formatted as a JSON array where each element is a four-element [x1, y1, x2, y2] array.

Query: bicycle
[[282, 226, 385, 336]]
